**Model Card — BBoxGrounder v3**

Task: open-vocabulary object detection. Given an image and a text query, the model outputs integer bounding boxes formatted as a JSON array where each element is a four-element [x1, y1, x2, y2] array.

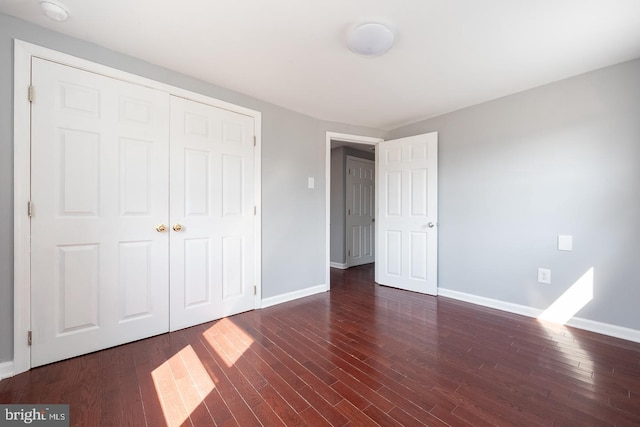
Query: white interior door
[[346, 156, 375, 267], [30, 58, 171, 367], [375, 132, 438, 295], [169, 96, 256, 331]]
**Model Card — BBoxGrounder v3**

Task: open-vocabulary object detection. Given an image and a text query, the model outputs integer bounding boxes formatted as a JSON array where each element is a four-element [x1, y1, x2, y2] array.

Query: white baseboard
[[438, 288, 640, 344], [261, 284, 327, 309], [0, 360, 14, 380], [564, 317, 640, 344], [438, 288, 541, 318], [330, 262, 348, 269]]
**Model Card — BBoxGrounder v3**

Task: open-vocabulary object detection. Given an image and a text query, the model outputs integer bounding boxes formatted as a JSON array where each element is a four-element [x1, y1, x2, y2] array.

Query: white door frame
[[13, 40, 262, 376], [325, 132, 383, 290]]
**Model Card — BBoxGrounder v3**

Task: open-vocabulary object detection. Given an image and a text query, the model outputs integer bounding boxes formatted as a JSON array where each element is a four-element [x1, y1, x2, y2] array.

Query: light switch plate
[[558, 235, 573, 251], [308, 177, 315, 189]]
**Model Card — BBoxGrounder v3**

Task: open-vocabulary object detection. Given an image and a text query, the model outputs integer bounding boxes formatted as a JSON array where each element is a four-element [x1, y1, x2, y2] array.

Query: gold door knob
[[156, 224, 167, 232], [172, 224, 183, 232]]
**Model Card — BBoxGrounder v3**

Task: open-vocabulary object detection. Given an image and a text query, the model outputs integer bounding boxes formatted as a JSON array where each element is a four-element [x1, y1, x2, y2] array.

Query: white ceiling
[[2, 0, 640, 130]]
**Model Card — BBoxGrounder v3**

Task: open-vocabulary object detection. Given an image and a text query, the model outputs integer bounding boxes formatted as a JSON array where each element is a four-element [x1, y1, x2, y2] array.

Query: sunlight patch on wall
[[538, 267, 594, 325], [152, 344, 215, 427], [202, 318, 255, 368]]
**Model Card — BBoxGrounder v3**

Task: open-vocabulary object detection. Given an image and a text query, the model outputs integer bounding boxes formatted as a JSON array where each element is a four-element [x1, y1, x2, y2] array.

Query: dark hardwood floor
[[2, 264, 640, 426]]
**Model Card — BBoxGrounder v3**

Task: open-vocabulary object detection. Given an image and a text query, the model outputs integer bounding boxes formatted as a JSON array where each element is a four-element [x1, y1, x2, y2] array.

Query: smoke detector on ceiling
[[40, 0, 70, 22]]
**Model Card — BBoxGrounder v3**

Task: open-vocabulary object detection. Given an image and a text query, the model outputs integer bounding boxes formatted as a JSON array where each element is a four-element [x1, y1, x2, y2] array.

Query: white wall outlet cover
[[538, 268, 551, 284], [558, 235, 573, 251], [308, 177, 315, 189]]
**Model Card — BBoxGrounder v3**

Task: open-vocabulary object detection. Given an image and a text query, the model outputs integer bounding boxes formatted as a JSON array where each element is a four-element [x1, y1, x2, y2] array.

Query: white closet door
[[376, 132, 438, 295], [169, 96, 256, 331], [30, 58, 170, 367]]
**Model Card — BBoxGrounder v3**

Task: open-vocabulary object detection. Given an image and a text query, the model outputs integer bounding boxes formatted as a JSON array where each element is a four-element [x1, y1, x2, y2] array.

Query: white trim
[[439, 288, 640, 344], [330, 262, 348, 270], [13, 40, 262, 375], [325, 132, 383, 292], [252, 117, 262, 308], [438, 288, 541, 318], [13, 40, 33, 377], [563, 317, 640, 344], [261, 285, 327, 309], [0, 361, 14, 380]]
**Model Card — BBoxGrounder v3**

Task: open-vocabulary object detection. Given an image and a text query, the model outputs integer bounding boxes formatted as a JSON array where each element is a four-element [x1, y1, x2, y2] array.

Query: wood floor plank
[[298, 406, 332, 427], [1, 264, 639, 426], [255, 383, 305, 426], [296, 385, 348, 426], [330, 367, 395, 412], [333, 400, 377, 427]]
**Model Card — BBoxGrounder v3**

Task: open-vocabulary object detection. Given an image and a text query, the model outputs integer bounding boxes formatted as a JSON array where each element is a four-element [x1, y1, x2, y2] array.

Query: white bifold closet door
[[30, 58, 171, 367], [169, 96, 256, 331], [30, 58, 257, 368]]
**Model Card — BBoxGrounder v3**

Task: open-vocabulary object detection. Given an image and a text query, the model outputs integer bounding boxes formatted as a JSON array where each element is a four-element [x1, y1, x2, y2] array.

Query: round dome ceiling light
[[347, 23, 395, 56], [40, 0, 70, 22]]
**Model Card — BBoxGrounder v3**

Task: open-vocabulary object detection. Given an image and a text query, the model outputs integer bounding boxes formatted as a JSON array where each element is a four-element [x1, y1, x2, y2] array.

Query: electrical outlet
[[538, 268, 551, 284]]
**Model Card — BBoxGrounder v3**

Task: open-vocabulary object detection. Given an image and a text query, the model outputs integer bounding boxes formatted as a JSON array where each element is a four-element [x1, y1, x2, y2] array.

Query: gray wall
[[3, 11, 638, 364], [390, 58, 640, 331], [0, 13, 386, 363], [330, 147, 375, 264]]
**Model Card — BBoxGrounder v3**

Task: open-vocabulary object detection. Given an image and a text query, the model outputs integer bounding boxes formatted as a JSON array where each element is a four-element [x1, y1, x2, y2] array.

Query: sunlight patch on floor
[[537, 267, 597, 386], [538, 267, 594, 325], [152, 344, 215, 427], [202, 317, 255, 368]]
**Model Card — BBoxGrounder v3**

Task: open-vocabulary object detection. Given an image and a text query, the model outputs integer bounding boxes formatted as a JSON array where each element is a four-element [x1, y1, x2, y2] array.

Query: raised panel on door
[[385, 230, 402, 276], [170, 96, 255, 331], [346, 157, 375, 267], [118, 241, 154, 321], [57, 244, 100, 334], [120, 139, 153, 215], [184, 238, 212, 307], [30, 58, 170, 367], [375, 132, 438, 295]]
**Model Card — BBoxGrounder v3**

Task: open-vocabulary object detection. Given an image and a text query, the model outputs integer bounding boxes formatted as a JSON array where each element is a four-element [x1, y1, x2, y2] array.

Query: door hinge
[[253, 286, 257, 296], [253, 136, 256, 147], [348, 249, 351, 257], [28, 85, 35, 103], [348, 208, 351, 215], [28, 331, 32, 346], [27, 201, 33, 217], [253, 206, 257, 215]]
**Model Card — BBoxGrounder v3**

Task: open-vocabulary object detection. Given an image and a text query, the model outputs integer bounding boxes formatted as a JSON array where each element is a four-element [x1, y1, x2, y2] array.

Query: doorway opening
[[325, 132, 383, 290]]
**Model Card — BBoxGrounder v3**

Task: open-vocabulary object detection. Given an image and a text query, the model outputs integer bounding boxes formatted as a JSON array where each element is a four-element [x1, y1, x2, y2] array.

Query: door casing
[[325, 132, 383, 289]]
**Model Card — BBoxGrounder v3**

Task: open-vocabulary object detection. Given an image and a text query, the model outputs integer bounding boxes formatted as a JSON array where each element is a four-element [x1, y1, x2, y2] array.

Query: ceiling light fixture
[[347, 23, 394, 56], [40, 0, 70, 22]]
